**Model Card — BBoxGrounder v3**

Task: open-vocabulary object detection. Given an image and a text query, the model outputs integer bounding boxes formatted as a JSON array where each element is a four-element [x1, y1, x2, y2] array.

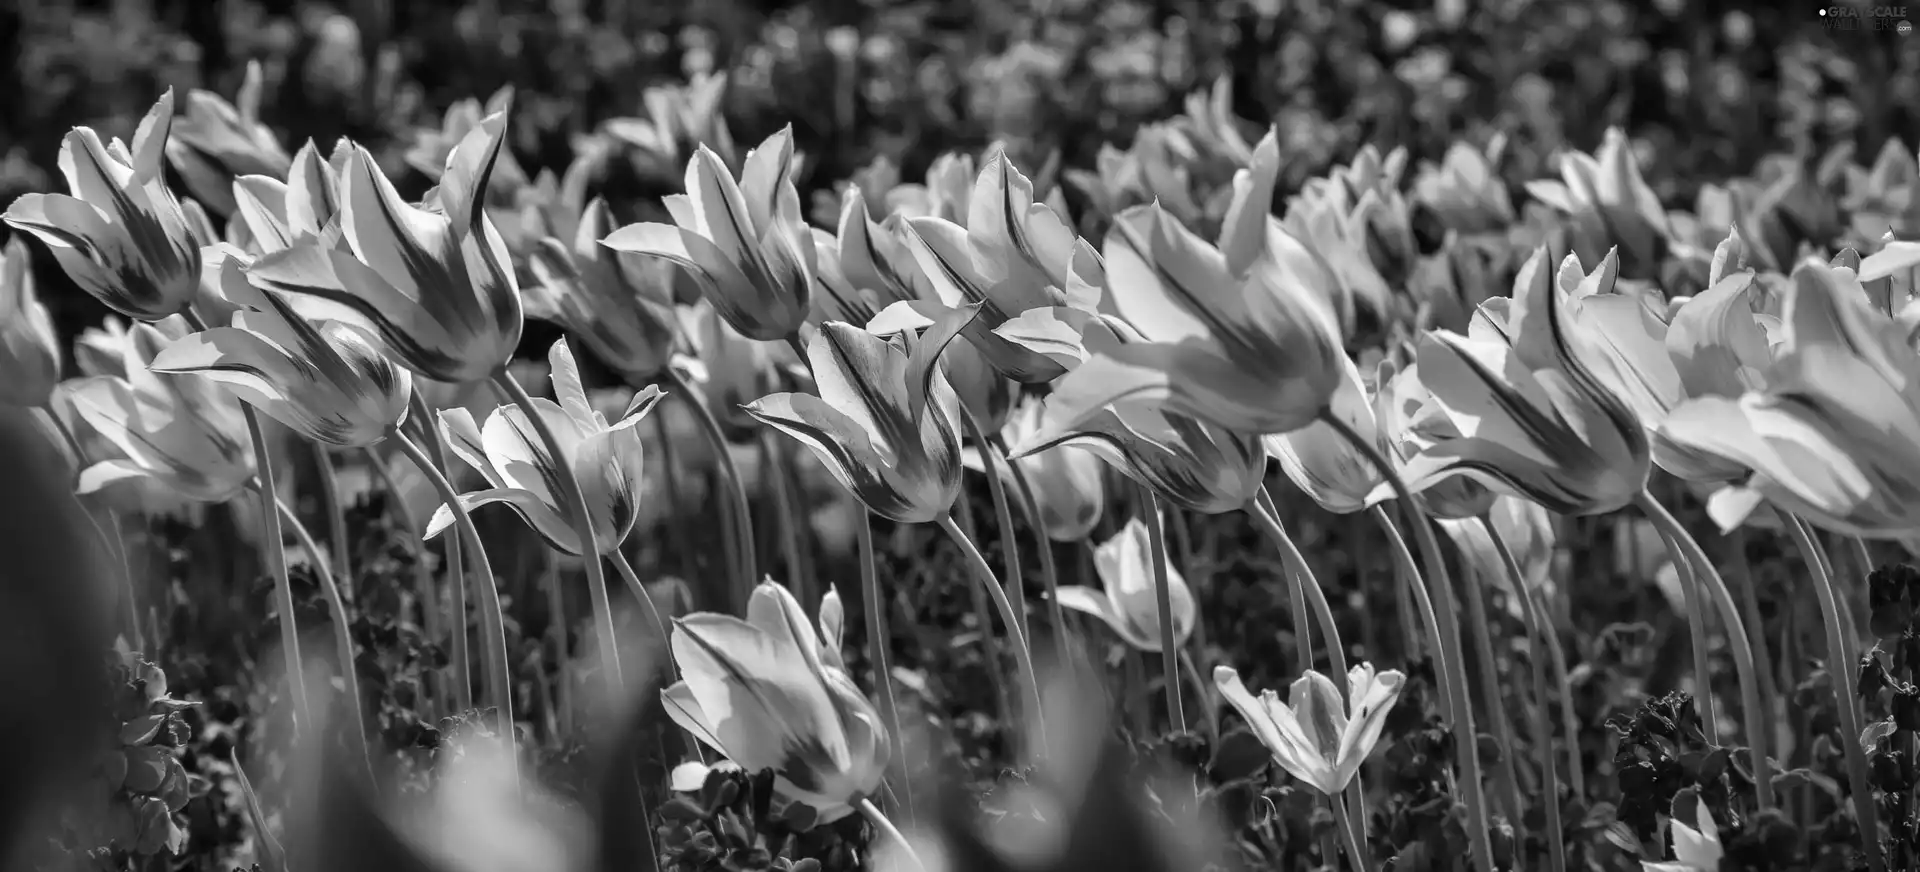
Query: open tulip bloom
[[1214, 663, 1404, 797], [0, 236, 60, 407], [3, 91, 205, 322], [1265, 354, 1384, 515], [524, 195, 679, 381], [429, 339, 662, 555], [664, 581, 888, 826], [1055, 517, 1195, 652], [986, 397, 1105, 542]]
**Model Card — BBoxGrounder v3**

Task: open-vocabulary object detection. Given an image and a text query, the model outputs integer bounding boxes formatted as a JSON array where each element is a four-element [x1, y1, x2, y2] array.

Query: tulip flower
[[0, 237, 60, 407], [812, 188, 934, 325], [1289, 144, 1416, 288], [1524, 128, 1673, 277], [1410, 136, 1513, 236], [679, 299, 785, 434], [664, 581, 889, 825], [1265, 355, 1383, 515], [404, 86, 528, 192], [1045, 130, 1347, 437], [230, 139, 347, 254], [1404, 247, 1652, 516], [1642, 798, 1723, 872], [1662, 259, 1920, 536], [885, 152, 975, 224], [603, 71, 738, 182], [744, 320, 965, 524], [149, 257, 412, 447], [428, 339, 661, 555], [524, 196, 679, 381], [3, 90, 204, 321], [244, 113, 524, 383], [1054, 517, 1195, 651], [1655, 264, 1781, 483], [1213, 663, 1404, 797], [165, 60, 293, 217], [1013, 400, 1264, 516], [603, 128, 814, 341], [995, 398, 1104, 541], [1372, 357, 1497, 519]]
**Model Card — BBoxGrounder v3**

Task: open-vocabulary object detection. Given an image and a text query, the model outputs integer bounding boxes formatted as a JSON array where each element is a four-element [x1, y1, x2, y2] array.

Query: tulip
[[0, 237, 60, 407], [1213, 663, 1404, 797], [3, 90, 204, 321], [1372, 357, 1497, 519], [664, 581, 889, 825], [244, 113, 524, 383], [812, 188, 932, 326], [995, 398, 1104, 542], [1280, 186, 1395, 330], [428, 339, 662, 555], [1655, 266, 1780, 483], [230, 139, 347, 254], [1013, 400, 1264, 516], [524, 196, 680, 381], [744, 320, 965, 524], [884, 151, 975, 224], [1403, 247, 1652, 516], [1406, 231, 1508, 333], [1410, 135, 1513, 236], [149, 257, 412, 448], [1290, 143, 1416, 288], [164, 60, 293, 217], [1054, 517, 1194, 652], [603, 71, 738, 181], [404, 86, 528, 193], [1642, 798, 1723, 872], [1046, 130, 1347, 437], [1524, 128, 1672, 277], [679, 299, 785, 434], [1265, 355, 1383, 515], [603, 128, 814, 341]]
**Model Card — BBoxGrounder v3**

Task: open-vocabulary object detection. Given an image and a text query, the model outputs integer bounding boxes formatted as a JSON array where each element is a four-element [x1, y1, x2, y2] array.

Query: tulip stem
[[407, 394, 472, 715], [958, 405, 1028, 641], [496, 369, 625, 696], [762, 431, 811, 605], [1331, 793, 1371, 871], [263, 489, 374, 783], [1656, 511, 1722, 745], [365, 447, 444, 720], [1367, 506, 1451, 722], [542, 550, 574, 739], [1321, 411, 1493, 872], [311, 443, 352, 596], [1487, 519, 1567, 872], [1783, 514, 1884, 872], [241, 404, 314, 740], [857, 510, 912, 822], [663, 367, 756, 610], [1256, 496, 1315, 675], [1139, 487, 1186, 734], [857, 797, 923, 871], [1458, 560, 1527, 827], [936, 513, 1048, 757], [609, 549, 672, 653], [1632, 491, 1775, 812], [994, 435, 1072, 675], [1524, 571, 1584, 800], [393, 429, 519, 789]]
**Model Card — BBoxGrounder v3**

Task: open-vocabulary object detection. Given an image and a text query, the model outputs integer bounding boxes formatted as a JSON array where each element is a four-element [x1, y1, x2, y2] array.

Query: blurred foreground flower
[[1054, 517, 1194, 652], [4, 91, 204, 321], [664, 581, 888, 826], [0, 236, 59, 407], [165, 60, 292, 217], [1213, 663, 1404, 796]]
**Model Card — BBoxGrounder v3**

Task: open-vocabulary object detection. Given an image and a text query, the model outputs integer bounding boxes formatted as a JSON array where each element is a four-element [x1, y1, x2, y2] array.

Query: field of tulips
[[15, 34, 1920, 872]]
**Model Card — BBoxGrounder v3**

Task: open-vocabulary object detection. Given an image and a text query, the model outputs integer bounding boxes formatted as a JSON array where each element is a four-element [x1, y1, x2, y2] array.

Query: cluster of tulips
[[7, 64, 1920, 872]]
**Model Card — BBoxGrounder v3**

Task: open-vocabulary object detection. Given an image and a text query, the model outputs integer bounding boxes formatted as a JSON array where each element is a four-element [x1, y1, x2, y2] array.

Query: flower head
[[1054, 517, 1195, 652], [164, 61, 293, 217], [524, 196, 680, 381], [1214, 663, 1404, 797]]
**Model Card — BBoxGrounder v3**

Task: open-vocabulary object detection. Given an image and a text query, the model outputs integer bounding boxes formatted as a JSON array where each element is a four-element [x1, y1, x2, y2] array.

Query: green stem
[[857, 797, 923, 871], [958, 405, 1027, 639], [495, 369, 624, 694], [1367, 505, 1452, 723], [543, 551, 573, 739], [1179, 647, 1219, 743], [1632, 491, 1774, 810], [266, 490, 374, 782], [1783, 515, 1883, 871], [997, 437, 1072, 674], [1140, 487, 1186, 734], [244, 405, 313, 738], [393, 429, 518, 786], [664, 367, 756, 610], [1331, 792, 1371, 871], [1525, 580, 1584, 799], [1488, 518, 1566, 872], [1658, 513, 1721, 742], [762, 430, 810, 603], [936, 513, 1048, 756], [609, 549, 672, 654], [311, 443, 352, 592], [365, 447, 443, 720], [1726, 527, 1775, 801], [408, 393, 471, 714], [1321, 411, 1493, 872], [1458, 560, 1526, 827], [858, 510, 911, 822]]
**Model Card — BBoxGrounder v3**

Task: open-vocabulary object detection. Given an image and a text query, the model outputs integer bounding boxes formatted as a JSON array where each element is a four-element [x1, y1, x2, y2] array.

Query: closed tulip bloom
[[0, 237, 60, 407], [1054, 517, 1195, 651], [1000, 398, 1104, 542], [1265, 355, 1383, 515], [149, 258, 411, 447], [244, 114, 523, 383], [1372, 357, 1497, 519], [524, 196, 679, 381], [1214, 663, 1405, 797], [745, 321, 965, 524], [164, 61, 293, 217], [810, 188, 929, 326], [429, 339, 662, 555], [1411, 136, 1514, 236], [603, 128, 814, 341], [664, 581, 889, 825], [229, 139, 347, 254], [603, 71, 738, 182], [1405, 247, 1652, 516], [4, 91, 204, 321]]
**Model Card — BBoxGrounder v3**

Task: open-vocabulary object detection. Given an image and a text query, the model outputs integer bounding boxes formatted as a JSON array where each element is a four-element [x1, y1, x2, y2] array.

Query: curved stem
[[1331, 793, 1371, 871], [1632, 491, 1774, 810], [393, 430, 519, 787], [1261, 496, 1316, 676], [496, 369, 624, 694], [1368, 505, 1452, 723], [312, 443, 352, 593], [857, 797, 923, 871], [408, 393, 471, 714], [244, 405, 313, 738], [958, 405, 1027, 639], [266, 489, 373, 782], [1457, 558, 1526, 826], [1659, 514, 1721, 742], [1320, 410, 1492, 872], [609, 549, 671, 651], [763, 430, 810, 604], [858, 511, 911, 821], [1524, 579, 1583, 800], [1783, 514, 1884, 872], [365, 447, 444, 719], [1726, 527, 1775, 799], [1140, 487, 1186, 734], [1487, 519, 1566, 872], [663, 367, 755, 609], [995, 436, 1072, 674], [936, 512, 1048, 756], [959, 496, 1015, 734], [1178, 647, 1219, 743]]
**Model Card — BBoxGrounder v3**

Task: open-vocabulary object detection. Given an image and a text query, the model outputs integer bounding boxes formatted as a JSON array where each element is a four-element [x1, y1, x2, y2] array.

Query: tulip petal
[[662, 682, 726, 751], [1331, 667, 1403, 789], [671, 612, 852, 777], [903, 302, 981, 427], [1214, 667, 1337, 795], [425, 486, 582, 554]]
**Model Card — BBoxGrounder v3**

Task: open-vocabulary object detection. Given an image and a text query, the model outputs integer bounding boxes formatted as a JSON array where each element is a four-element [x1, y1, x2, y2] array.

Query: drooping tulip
[[524, 196, 680, 382], [164, 61, 293, 217], [603, 128, 814, 341], [1054, 517, 1195, 652], [0, 237, 60, 407], [1213, 663, 1405, 797], [3, 90, 204, 321], [744, 320, 966, 524], [664, 581, 889, 825], [244, 113, 524, 383], [1265, 355, 1383, 515], [149, 257, 412, 447], [429, 339, 662, 555]]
